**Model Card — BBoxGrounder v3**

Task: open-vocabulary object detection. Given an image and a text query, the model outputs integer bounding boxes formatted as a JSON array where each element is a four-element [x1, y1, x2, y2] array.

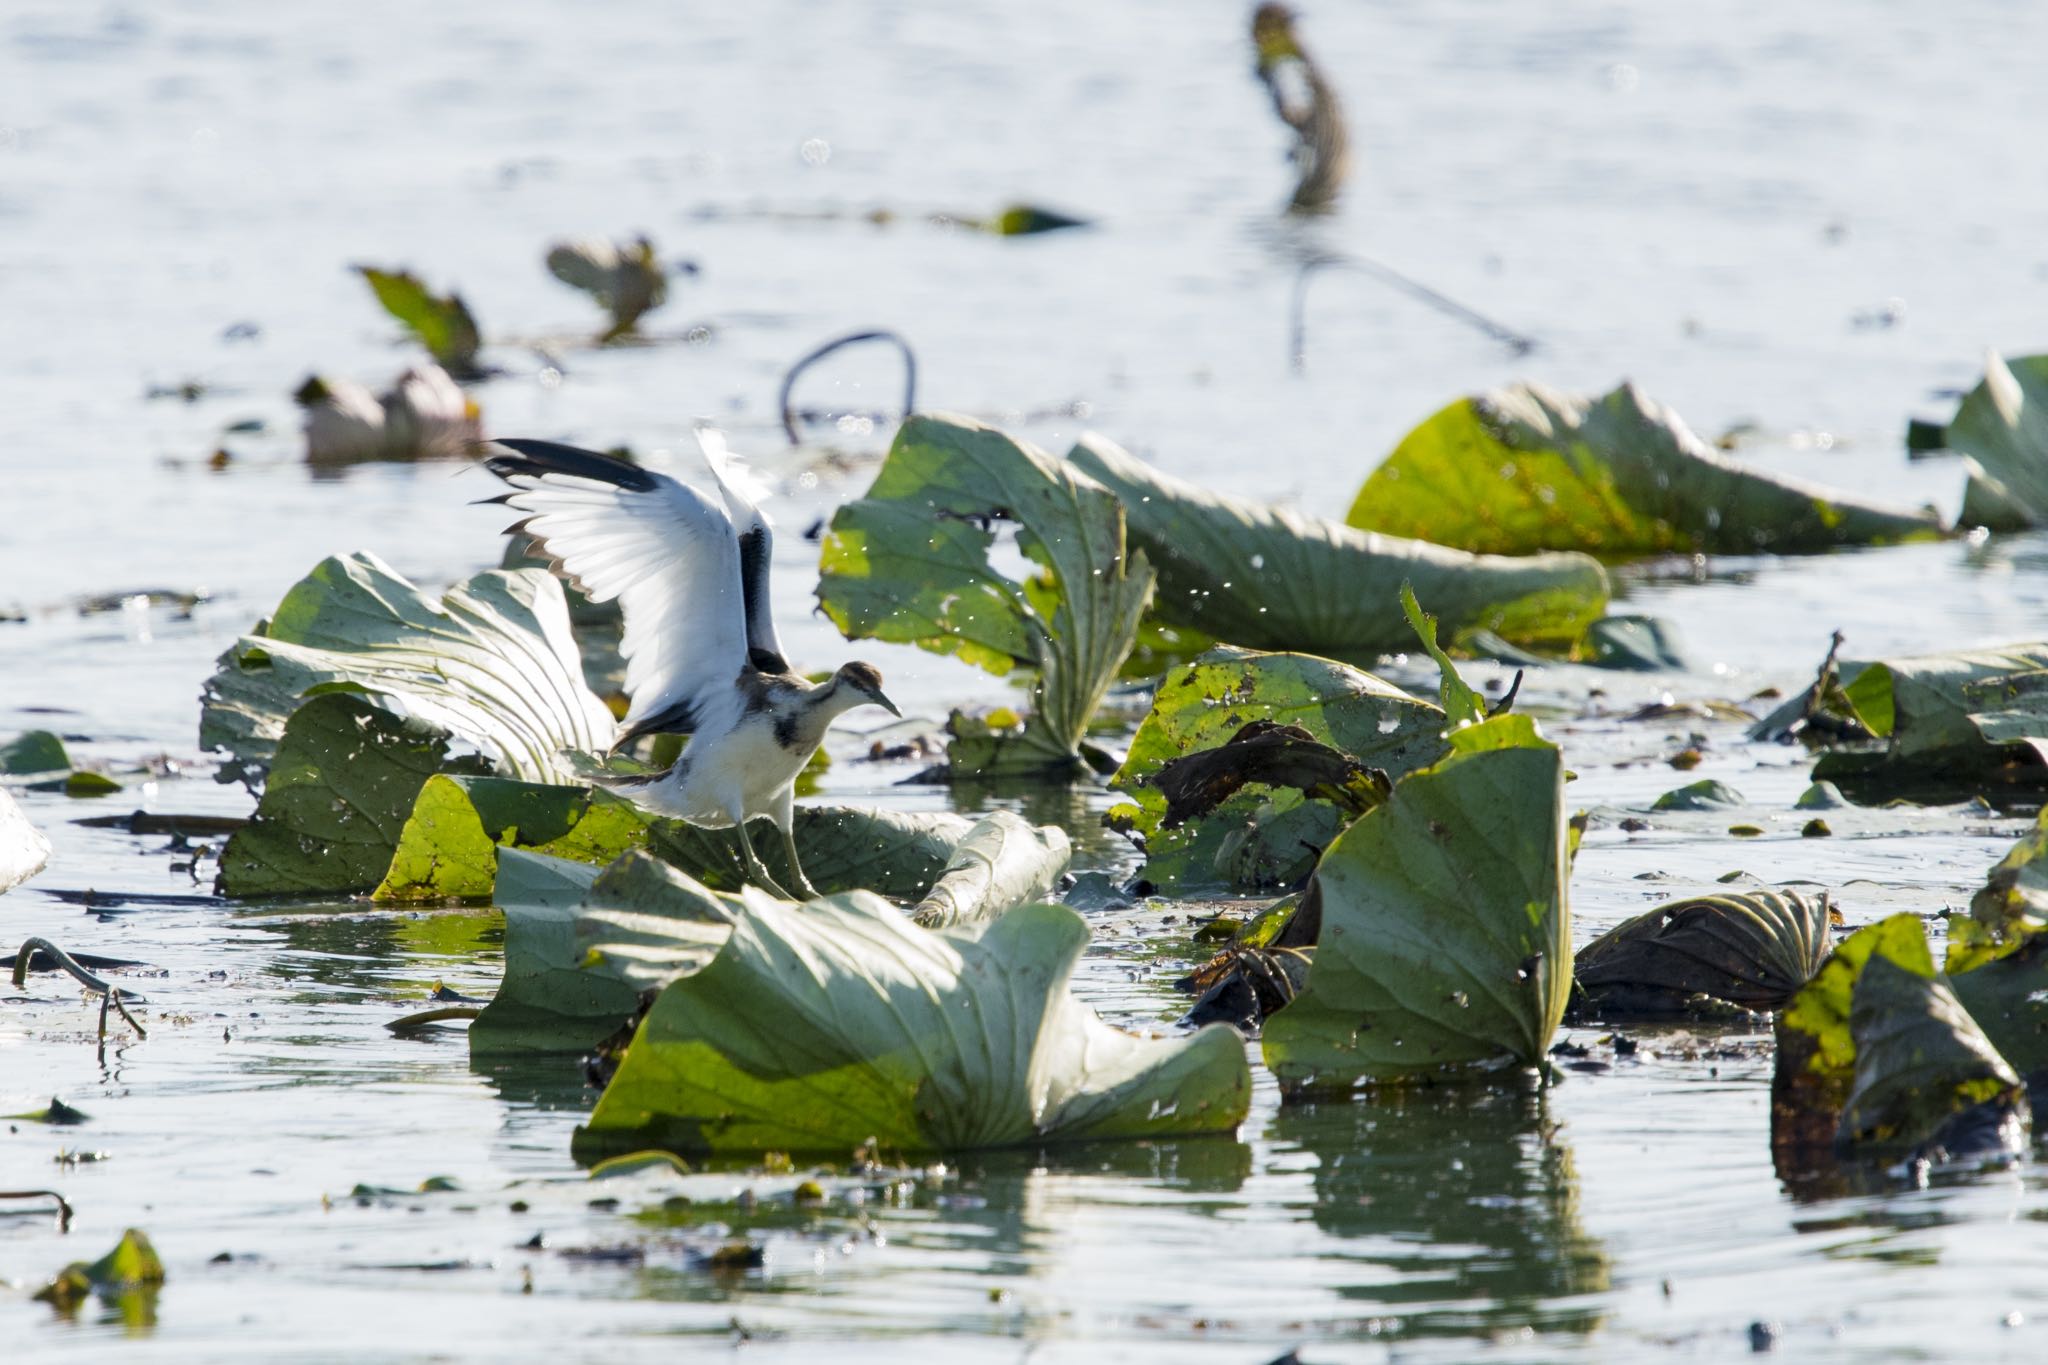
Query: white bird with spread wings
[[483, 431, 898, 899]]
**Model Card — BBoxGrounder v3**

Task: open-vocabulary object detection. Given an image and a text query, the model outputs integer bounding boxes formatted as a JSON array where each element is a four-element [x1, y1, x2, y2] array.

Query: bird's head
[[1252, 3, 1301, 61], [834, 661, 901, 717]]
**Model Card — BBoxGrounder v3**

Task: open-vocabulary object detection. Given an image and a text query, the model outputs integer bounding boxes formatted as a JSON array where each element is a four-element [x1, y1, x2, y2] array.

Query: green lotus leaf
[[469, 848, 721, 1056], [217, 693, 463, 898], [1348, 381, 1942, 557], [574, 895, 1250, 1158], [1838, 956, 2025, 1156], [1068, 433, 1607, 657], [1770, 912, 1936, 1159], [1947, 352, 2048, 530], [354, 265, 482, 376], [1107, 647, 1446, 895], [373, 777, 648, 903], [909, 811, 1072, 929], [1649, 780, 1748, 812], [0, 730, 69, 776], [1949, 805, 2048, 971], [817, 413, 1155, 778], [1754, 642, 2048, 796], [200, 551, 616, 789], [1261, 714, 1569, 1091], [35, 1228, 165, 1319], [645, 806, 975, 899], [1400, 582, 1486, 728]]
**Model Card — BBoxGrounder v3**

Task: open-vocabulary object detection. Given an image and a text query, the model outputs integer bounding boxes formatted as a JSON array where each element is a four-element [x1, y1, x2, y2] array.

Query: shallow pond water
[[7, 1, 2048, 1359]]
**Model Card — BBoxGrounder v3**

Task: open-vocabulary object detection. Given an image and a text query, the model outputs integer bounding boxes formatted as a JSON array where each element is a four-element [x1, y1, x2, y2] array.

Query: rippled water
[[6, 1, 2048, 1359]]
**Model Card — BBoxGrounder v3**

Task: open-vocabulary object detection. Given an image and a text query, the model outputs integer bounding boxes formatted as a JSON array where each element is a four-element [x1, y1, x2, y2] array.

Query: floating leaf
[[0, 730, 69, 775], [35, 1228, 164, 1319], [470, 849, 666, 1055], [1107, 648, 1446, 895], [818, 415, 1154, 778], [988, 204, 1091, 236], [1347, 381, 1942, 557], [217, 693, 458, 898], [1771, 913, 1935, 1160], [1068, 434, 1606, 658], [62, 771, 119, 797], [5, 1097, 90, 1124], [1838, 956, 2025, 1157], [1573, 891, 1832, 1017], [1761, 642, 2048, 796], [1795, 781, 1848, 810], [354, 265, 482, 376], [646, 806, 974, 899], [374, 777, 647, 903], [1583, 615, 1692, 671], [1262, 715, 1568, 1091], [572, 851, 742, 997], [909, 811, 1072, 929], [1947, 352, 2048, 530], [0, 788, 51, 894], [200, 551, 615, 790], [1649, 780, 1747, 812], [1945, 935, 2048, 1082], [1949, 805, 2048, 971], [575, 895, 1250, 1158]]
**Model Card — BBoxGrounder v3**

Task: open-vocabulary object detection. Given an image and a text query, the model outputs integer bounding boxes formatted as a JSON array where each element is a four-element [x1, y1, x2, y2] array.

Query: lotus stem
[[12, 936, 148, 1042], [0, 1189, 73, 1232], [778, 330, 918, 445], [386, 1006, 485, 1033]]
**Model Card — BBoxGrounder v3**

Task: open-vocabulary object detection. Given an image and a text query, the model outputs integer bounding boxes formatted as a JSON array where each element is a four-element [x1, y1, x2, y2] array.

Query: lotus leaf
[[374, 777, 648, 903], [1067, 433, 1607, 657], [200, 551, 615, 789], [575, 894, 1250, 1157], [1107, 648, 1446, 894], [1261, 714, 1569, 1091], [355, 265, 482, 376], [1838, 957, 2025, 1156], [217, 693, 464, 898], [1947, 352, 2048, 529], [1573, 891, 1832, 1016], [818, 414, 1155, 777], [1347, 381, 1942, 557]]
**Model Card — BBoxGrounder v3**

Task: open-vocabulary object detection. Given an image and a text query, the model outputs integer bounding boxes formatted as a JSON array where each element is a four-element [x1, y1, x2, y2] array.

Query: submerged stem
[[0, 1189, 74, 1232], [13, 937, 148, 1043]]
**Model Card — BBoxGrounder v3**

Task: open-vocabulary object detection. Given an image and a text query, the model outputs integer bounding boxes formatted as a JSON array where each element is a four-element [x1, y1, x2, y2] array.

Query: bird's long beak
[[872, 689, 903, 718]]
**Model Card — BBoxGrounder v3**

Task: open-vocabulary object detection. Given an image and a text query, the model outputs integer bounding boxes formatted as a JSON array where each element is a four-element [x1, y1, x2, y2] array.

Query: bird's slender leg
[[771, 787, 820, 900], [726, 798, 794, 899]]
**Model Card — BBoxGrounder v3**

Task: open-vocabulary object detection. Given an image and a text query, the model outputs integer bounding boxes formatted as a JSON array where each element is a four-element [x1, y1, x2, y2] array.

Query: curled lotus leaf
[[574, 894, 1251, 1158], [1068, 433, 1607, 658], [1573, 890, 1834, 1017]]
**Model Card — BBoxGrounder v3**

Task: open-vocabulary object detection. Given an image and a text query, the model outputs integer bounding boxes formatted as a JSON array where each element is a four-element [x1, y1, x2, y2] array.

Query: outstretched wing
[[484, 438, 749, 747], [678, 426, 787, 673]]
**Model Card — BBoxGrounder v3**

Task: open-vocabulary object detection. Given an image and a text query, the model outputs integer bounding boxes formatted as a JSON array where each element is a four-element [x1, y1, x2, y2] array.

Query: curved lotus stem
[[778, 330, 918, 445]]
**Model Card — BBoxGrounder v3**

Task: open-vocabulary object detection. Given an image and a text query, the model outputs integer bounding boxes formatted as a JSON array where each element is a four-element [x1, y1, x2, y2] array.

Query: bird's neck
[[805, 677, 863, 721]]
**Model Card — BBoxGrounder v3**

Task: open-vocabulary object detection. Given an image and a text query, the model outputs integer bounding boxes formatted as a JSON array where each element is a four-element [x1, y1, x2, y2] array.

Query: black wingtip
[[481, 438, 659, 492]]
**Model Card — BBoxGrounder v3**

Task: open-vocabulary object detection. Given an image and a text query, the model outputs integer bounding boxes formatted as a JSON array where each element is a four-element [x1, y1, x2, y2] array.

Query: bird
[[481, 432, 900, 900], [1250, 3, 1350, 214]]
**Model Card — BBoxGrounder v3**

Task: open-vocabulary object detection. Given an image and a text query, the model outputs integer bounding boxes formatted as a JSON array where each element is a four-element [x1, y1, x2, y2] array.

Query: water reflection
[[251, 907, 502, 999], [1270, 1080, 1610, 1341]]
